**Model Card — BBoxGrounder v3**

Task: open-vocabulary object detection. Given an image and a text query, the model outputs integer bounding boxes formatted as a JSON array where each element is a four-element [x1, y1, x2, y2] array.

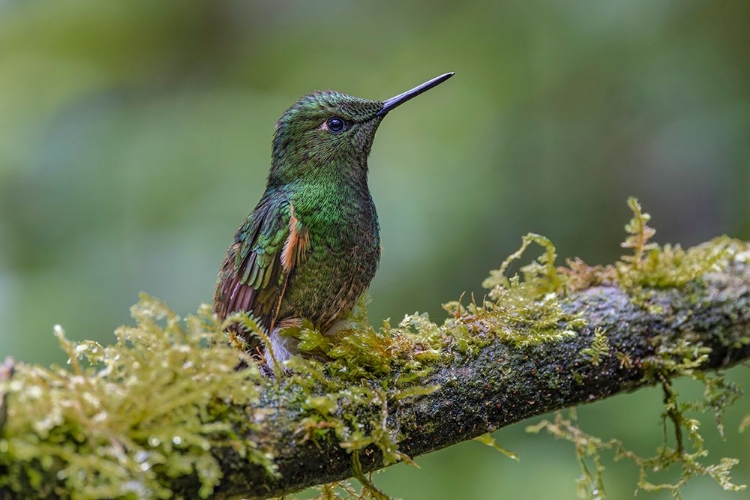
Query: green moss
[[284, 295, 443, 381], [271, 296, 444, 479], [520, 199, 750, 500], [265, 234, 587, 499], [2, 198, 746, 500], [528, 402, 746, 500], [580, 328, 610, 367], [617, 198, 738, 290], [560, 198, 739, 296], [474, 233, 584, 347], [527, 410, 611, 499], [527, 333, 747, 499], [281, 311, 448, 495], [473, 433, 519, 461], [0, 294, 276, 499], [276, 198, 743, 499]]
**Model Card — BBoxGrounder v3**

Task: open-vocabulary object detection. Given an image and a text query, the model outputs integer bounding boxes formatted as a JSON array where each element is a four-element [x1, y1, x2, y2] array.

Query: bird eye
[[325, 117, 348, 134]]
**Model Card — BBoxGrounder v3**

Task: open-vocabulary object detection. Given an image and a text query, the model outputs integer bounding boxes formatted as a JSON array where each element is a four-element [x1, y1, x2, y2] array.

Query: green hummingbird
[[214, 72, 454, 365]]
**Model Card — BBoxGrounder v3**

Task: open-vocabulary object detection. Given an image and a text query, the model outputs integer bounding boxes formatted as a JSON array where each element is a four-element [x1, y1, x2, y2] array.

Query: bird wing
[[214, 193, 309, 332]]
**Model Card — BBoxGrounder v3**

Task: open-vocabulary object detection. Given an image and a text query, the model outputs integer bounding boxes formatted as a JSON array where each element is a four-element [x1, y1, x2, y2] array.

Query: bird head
[[268, 73, 454, 187]]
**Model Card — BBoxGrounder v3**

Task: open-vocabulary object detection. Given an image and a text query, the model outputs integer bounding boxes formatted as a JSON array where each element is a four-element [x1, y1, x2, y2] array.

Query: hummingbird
[[214, 72, 454, 365]]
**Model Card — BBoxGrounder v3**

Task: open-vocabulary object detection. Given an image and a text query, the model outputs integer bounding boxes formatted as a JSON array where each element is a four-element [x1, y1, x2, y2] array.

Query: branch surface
[[210, 254, 750, 499], [1, 243, 749, 500]]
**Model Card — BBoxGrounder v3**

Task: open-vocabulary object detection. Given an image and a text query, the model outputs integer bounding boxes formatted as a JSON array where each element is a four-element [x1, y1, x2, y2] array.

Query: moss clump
[[561, 198, 738, 294], [268, 234, 585, 499], [0, 294, 275, 499], [448, 233, 585, 349], [283, 296, 443, 380], [617, 198, 736, 289], [2, 198, 745, 500], [522, 199, 748, 500], [580, 328, 610, 367], [529, 372, 746, 500]]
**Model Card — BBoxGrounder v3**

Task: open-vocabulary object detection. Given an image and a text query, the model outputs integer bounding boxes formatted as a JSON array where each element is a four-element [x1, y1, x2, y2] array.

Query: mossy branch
[[1, 202, 750, 499]]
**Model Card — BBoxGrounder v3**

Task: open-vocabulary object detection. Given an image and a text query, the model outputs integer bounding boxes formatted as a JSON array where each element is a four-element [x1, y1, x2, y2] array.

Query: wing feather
[[214, 193, 307, 337]]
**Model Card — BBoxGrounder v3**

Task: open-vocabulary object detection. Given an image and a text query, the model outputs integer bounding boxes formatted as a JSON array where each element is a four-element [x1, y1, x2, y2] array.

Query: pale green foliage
[[528, 403, 745, 500], [521, 199, 748, 500], [268, 297, 446, 499], [619, 237, 737, 290], [1, 199, 746, 500], [561, 198, 740, 293], [617, 197, 735, 289], [628, 372, 745, 499], [475, 232, 584, 347], [527, 341, 746, 499], [740, 415, 750, 433], [291, 477, 392, 500], [276, 234, 585, 499], [473, 433, 520, 462], [0, 294, 275, 499], [483, 233, 560, 293], [620, 197, 658, 269], [287, 296, 443, 379], [527, 411, 611, 500], [580, 328, 610, 367]]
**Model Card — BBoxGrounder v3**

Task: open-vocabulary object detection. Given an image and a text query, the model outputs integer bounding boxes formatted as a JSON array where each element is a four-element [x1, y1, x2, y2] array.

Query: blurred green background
[[1, 1, 749, 498]]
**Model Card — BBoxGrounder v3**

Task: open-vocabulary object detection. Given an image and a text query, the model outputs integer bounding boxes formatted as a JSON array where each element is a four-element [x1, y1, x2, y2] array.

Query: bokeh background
[[1, 1, 749, 498]]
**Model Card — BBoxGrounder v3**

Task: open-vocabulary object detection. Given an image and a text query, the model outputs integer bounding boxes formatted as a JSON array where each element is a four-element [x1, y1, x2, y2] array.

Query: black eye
[[326, 117, 347, 134]]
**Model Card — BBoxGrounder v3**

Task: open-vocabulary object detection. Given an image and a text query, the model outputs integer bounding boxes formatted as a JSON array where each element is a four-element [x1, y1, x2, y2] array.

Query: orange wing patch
[[281, 203, 309, 272], [271, 203, 308, 332]]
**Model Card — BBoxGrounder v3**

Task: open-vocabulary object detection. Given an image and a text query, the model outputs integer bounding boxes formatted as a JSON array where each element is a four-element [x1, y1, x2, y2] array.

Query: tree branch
[[205, 251, 750, 499], [1, 239, 749, 499]]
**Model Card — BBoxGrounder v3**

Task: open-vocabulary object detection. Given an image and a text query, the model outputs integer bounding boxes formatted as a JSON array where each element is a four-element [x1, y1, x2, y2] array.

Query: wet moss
[[0, 295, 276, 499], [521, 199, 749, 499], [561, 198, 738, 295], [1, 198, 747, 500]]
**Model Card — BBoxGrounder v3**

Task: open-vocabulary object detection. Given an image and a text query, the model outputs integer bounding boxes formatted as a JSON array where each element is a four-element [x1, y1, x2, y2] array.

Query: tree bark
[[2, 248, 749, 500], [206, 256, 750, 499]]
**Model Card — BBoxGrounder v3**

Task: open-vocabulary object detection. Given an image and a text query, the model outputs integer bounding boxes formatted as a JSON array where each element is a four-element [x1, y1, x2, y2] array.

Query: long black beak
[[375, 72, 455, 117]]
